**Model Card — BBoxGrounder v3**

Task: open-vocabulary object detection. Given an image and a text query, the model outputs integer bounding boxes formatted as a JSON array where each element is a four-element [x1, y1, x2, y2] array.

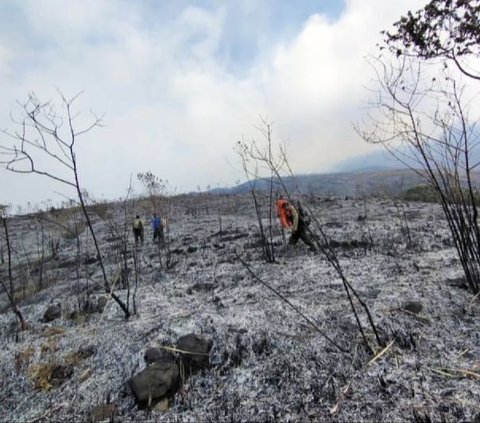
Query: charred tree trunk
[[1, 217, 27, 330]]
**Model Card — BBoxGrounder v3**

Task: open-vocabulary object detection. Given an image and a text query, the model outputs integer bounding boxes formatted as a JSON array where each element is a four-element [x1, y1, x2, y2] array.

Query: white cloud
[[0, 44, 12, 78], [243, 0, 430, 172], [0, 0, 431, 208]]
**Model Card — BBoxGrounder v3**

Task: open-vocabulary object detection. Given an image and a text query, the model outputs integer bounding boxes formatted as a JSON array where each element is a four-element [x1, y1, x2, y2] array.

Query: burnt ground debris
[[0, 193, 479, 421]]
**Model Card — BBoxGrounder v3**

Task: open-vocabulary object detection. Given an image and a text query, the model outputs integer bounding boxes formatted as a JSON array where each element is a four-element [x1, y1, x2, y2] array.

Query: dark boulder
[[176, 334, 213, 373], [144, 347, 173, 366], [129, 360, 179, 407]]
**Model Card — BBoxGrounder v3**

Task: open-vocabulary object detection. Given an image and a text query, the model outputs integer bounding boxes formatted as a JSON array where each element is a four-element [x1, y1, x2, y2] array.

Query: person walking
[[132, 215, 144, 244], [151, 214, 164, 244], [276, 195, 318, 253]]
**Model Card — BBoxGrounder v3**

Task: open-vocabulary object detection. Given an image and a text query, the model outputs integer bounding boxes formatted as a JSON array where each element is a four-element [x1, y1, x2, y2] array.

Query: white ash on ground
[[0, 194, 479, 422]]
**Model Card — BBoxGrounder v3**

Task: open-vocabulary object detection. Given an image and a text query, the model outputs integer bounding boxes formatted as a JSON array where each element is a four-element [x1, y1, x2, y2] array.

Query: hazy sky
[[0, 0, 429, 209]]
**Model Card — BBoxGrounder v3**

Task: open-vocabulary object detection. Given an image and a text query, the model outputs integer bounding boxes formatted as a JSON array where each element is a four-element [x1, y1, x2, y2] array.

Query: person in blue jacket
[[151, 214, 164, 244]]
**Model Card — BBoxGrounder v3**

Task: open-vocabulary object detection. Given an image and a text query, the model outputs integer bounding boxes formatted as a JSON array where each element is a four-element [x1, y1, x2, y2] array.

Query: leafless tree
[[0, 91, 131, 317], [393, 200, 413, 249], [235, 118, 287, 263], [137, 171, 169, 216], [0, 206, 27, 330], [94, 179, 138, 315], [236, 120, 384, 352], [137, 170, 174, 270], [356, 55, 480, 294]]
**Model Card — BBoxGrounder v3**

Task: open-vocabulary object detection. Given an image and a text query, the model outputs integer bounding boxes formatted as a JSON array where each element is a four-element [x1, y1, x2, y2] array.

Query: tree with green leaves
[[382, 0, 480, 80]]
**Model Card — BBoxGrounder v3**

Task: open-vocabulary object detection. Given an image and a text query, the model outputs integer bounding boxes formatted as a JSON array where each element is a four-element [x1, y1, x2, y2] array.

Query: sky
[[0, 0, 430, 210]]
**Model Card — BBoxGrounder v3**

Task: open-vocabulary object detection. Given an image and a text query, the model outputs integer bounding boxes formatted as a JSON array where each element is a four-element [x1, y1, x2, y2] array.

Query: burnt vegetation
[[1, 1, 480, 420], [0, 189, 479, 422]]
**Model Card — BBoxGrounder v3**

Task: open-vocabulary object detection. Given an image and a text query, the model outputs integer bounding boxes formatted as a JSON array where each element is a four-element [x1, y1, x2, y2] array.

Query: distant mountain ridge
[[229, 168, 425, 197], [212, 168, 480, 198]]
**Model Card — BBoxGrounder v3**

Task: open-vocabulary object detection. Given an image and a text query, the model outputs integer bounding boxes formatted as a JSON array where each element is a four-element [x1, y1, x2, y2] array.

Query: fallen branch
[[428, 367, 480, 379], [397, 308, 431, 324], [28, 402, 69, 423], [368, 339, 395, 366], [235, 252, 349, 353], [329, 381, 352, 415], [160, 346, 209, 356], [468, 290, 480, 308]]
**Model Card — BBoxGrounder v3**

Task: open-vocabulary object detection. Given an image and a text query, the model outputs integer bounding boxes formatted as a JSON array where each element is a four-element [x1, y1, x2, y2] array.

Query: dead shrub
[[64, 346, 95, 366], [15, 346, 35, 373], [41, 327, 66, 337], [87, 201, 112, 220], [40, 336, 60, 355], [13, 283, 39, 303], [28, 362, 73, 391], [63, 221, 87, 240]]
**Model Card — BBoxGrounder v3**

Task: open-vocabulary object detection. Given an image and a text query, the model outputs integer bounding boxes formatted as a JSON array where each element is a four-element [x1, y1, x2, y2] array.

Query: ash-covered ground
[[0, 193, 479, 422]]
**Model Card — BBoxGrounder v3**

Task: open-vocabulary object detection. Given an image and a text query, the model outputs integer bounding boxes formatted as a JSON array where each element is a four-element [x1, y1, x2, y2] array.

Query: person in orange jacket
[[276, 195, 318, 253]]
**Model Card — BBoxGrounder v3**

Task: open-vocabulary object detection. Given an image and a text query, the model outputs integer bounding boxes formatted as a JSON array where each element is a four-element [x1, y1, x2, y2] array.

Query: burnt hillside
[[0, 193, 479, 422]]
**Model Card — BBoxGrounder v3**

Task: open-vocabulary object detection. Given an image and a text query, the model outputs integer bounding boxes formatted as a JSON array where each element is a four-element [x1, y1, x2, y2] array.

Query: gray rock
[[42, 304, 61, 322], [232, 273, 244, 283], [97, 296, 108, 313], [176, 334, 213, 373], [402, 301, 423, 314], [363, 288, 381, 299], [76, 346, 96, 360], [129, 360, 179, 407], [186, 282, 214, 295]]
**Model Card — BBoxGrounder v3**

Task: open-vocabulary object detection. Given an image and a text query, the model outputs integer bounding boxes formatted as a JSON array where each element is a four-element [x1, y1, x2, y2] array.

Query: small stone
[[154, 398, 170, 412], [76, 346, 96, 360], [83, 255, 98, 265], [79, 368, 93, 383], [97, 296, 108, 313], [76, 313, 88, 325], [42, 304, 61, 323], [402, 301, 423, 314], [232, 274, 243, 283]]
